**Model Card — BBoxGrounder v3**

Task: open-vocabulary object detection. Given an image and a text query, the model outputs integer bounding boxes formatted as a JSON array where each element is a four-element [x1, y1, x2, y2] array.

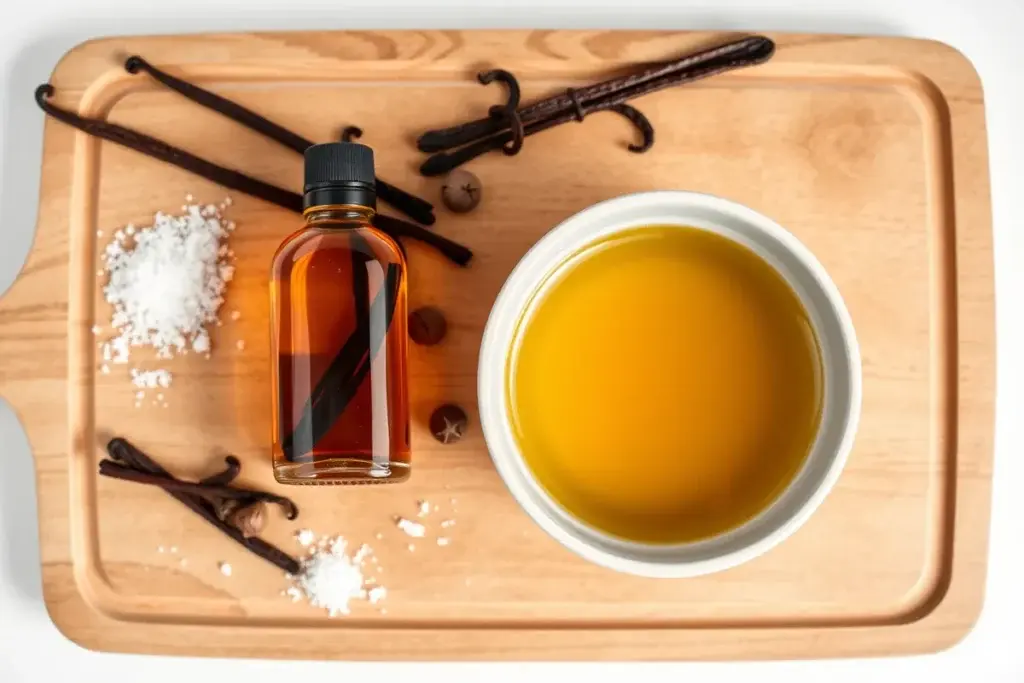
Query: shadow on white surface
[[0, 400, 41, 607]]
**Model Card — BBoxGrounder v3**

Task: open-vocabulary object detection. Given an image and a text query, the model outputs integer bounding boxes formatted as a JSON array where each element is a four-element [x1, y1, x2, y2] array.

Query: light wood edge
[[0, 30, 994, 660]]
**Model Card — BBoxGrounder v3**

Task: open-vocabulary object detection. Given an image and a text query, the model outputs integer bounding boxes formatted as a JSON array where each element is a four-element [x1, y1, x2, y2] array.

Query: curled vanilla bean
[[417, 35, 775, 173]]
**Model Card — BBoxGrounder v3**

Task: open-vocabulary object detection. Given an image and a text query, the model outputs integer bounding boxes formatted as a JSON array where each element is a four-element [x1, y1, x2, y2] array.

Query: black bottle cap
[[303, 142, 376, 210]]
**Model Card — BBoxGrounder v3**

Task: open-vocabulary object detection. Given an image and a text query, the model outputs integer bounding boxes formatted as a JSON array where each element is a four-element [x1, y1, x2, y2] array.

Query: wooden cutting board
[[0, 30, 993, 660]]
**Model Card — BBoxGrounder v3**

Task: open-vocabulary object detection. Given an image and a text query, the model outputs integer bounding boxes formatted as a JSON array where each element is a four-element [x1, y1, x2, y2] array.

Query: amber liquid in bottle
[[270, 205, 410, 484]]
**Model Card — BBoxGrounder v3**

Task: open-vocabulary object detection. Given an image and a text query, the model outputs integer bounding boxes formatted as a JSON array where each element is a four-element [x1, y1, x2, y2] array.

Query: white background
[[0, 0, 1021, 680]]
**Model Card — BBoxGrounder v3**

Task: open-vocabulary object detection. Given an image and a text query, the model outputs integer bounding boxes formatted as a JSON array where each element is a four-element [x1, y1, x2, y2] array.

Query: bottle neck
[[303, 181, 375, 213], [304, 204, 376, 228]]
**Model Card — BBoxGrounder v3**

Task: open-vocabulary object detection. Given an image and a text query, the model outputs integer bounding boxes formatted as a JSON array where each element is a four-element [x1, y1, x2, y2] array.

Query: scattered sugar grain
[[368, 586, 387, 604], [157, 546, 165, 554], [169, 546, 178, 553], [375, 532, 383, 540], [97, 230, 104, 238], [131, 369, 173, 389], [417, 500, 430, 517], [125, 225, 135, 236], [219, 562, 233, 577], [100, 364, 110, 375], [97, 270, 104, 277], [408, 544, 415, 552], [230, 310, 241, 321], [185, 194, 194, 202], [437, 537, 450, 547], [441, 519, 455, 529], [295, 529, 316, 547], [396, 517, 425, 538]]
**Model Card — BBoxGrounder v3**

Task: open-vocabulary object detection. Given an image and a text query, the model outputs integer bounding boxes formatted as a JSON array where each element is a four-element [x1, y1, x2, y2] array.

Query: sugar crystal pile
[[288, 536, 384, 617], [99, 202, 236, 393]]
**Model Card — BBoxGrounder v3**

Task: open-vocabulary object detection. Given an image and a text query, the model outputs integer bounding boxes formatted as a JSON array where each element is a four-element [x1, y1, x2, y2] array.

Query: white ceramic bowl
[[478, 191, 861, 578]]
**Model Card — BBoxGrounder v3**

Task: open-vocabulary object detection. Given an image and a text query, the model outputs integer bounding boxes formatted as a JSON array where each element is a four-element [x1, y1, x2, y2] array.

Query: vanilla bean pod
[[34, 85, 471, 266], [417, 35, 775, 174], [103, 438, 301, 574], [124, 55, 435, 226]]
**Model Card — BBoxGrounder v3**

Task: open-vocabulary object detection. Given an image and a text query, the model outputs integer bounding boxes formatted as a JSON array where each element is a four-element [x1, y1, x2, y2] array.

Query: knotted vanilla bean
[[417, 35, 775, 175]]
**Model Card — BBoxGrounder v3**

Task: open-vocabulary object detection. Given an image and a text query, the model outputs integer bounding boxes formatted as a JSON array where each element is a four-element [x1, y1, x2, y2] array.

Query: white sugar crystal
[[396, 517, 425, 538], [131, 369, 172, 390], [437, 537, 450, 547], [291, 537, 376, 617], [100, 204, 233, 368], [295, 529, 316, 547], [219, 562, 232, 577], [367, 586, 387, 604]]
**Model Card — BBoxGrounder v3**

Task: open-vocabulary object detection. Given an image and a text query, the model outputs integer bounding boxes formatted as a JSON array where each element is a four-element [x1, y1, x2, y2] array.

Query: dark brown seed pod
[[441, 169, 482, 213], [429, 404, 468, 444], [409, 307, 448, 346]]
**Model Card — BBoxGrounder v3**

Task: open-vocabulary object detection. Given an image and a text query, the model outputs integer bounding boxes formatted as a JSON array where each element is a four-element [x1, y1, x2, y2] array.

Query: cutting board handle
[[0, 262, 66, 416]]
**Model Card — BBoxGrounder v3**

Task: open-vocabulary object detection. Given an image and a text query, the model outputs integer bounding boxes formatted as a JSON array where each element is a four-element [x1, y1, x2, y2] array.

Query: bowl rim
[[477, 190, 862, 578]]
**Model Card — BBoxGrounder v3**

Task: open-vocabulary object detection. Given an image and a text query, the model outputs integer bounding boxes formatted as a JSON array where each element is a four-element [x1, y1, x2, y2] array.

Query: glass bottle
[[270, 142, 410, 484]]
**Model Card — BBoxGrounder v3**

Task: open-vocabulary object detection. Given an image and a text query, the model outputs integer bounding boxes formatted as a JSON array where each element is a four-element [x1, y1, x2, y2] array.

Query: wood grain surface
[[0, 30, 994, 660]]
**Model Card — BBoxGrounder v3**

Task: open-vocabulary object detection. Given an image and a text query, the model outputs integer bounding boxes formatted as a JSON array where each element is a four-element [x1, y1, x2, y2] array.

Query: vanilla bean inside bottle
[[270, 142, 410, 484]]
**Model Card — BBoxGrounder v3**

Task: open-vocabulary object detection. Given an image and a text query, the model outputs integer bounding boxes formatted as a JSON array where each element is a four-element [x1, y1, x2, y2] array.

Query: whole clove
[[441, 169, 482, 213], [429, 404, 468, 444], [227, 501, 267, 538]]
